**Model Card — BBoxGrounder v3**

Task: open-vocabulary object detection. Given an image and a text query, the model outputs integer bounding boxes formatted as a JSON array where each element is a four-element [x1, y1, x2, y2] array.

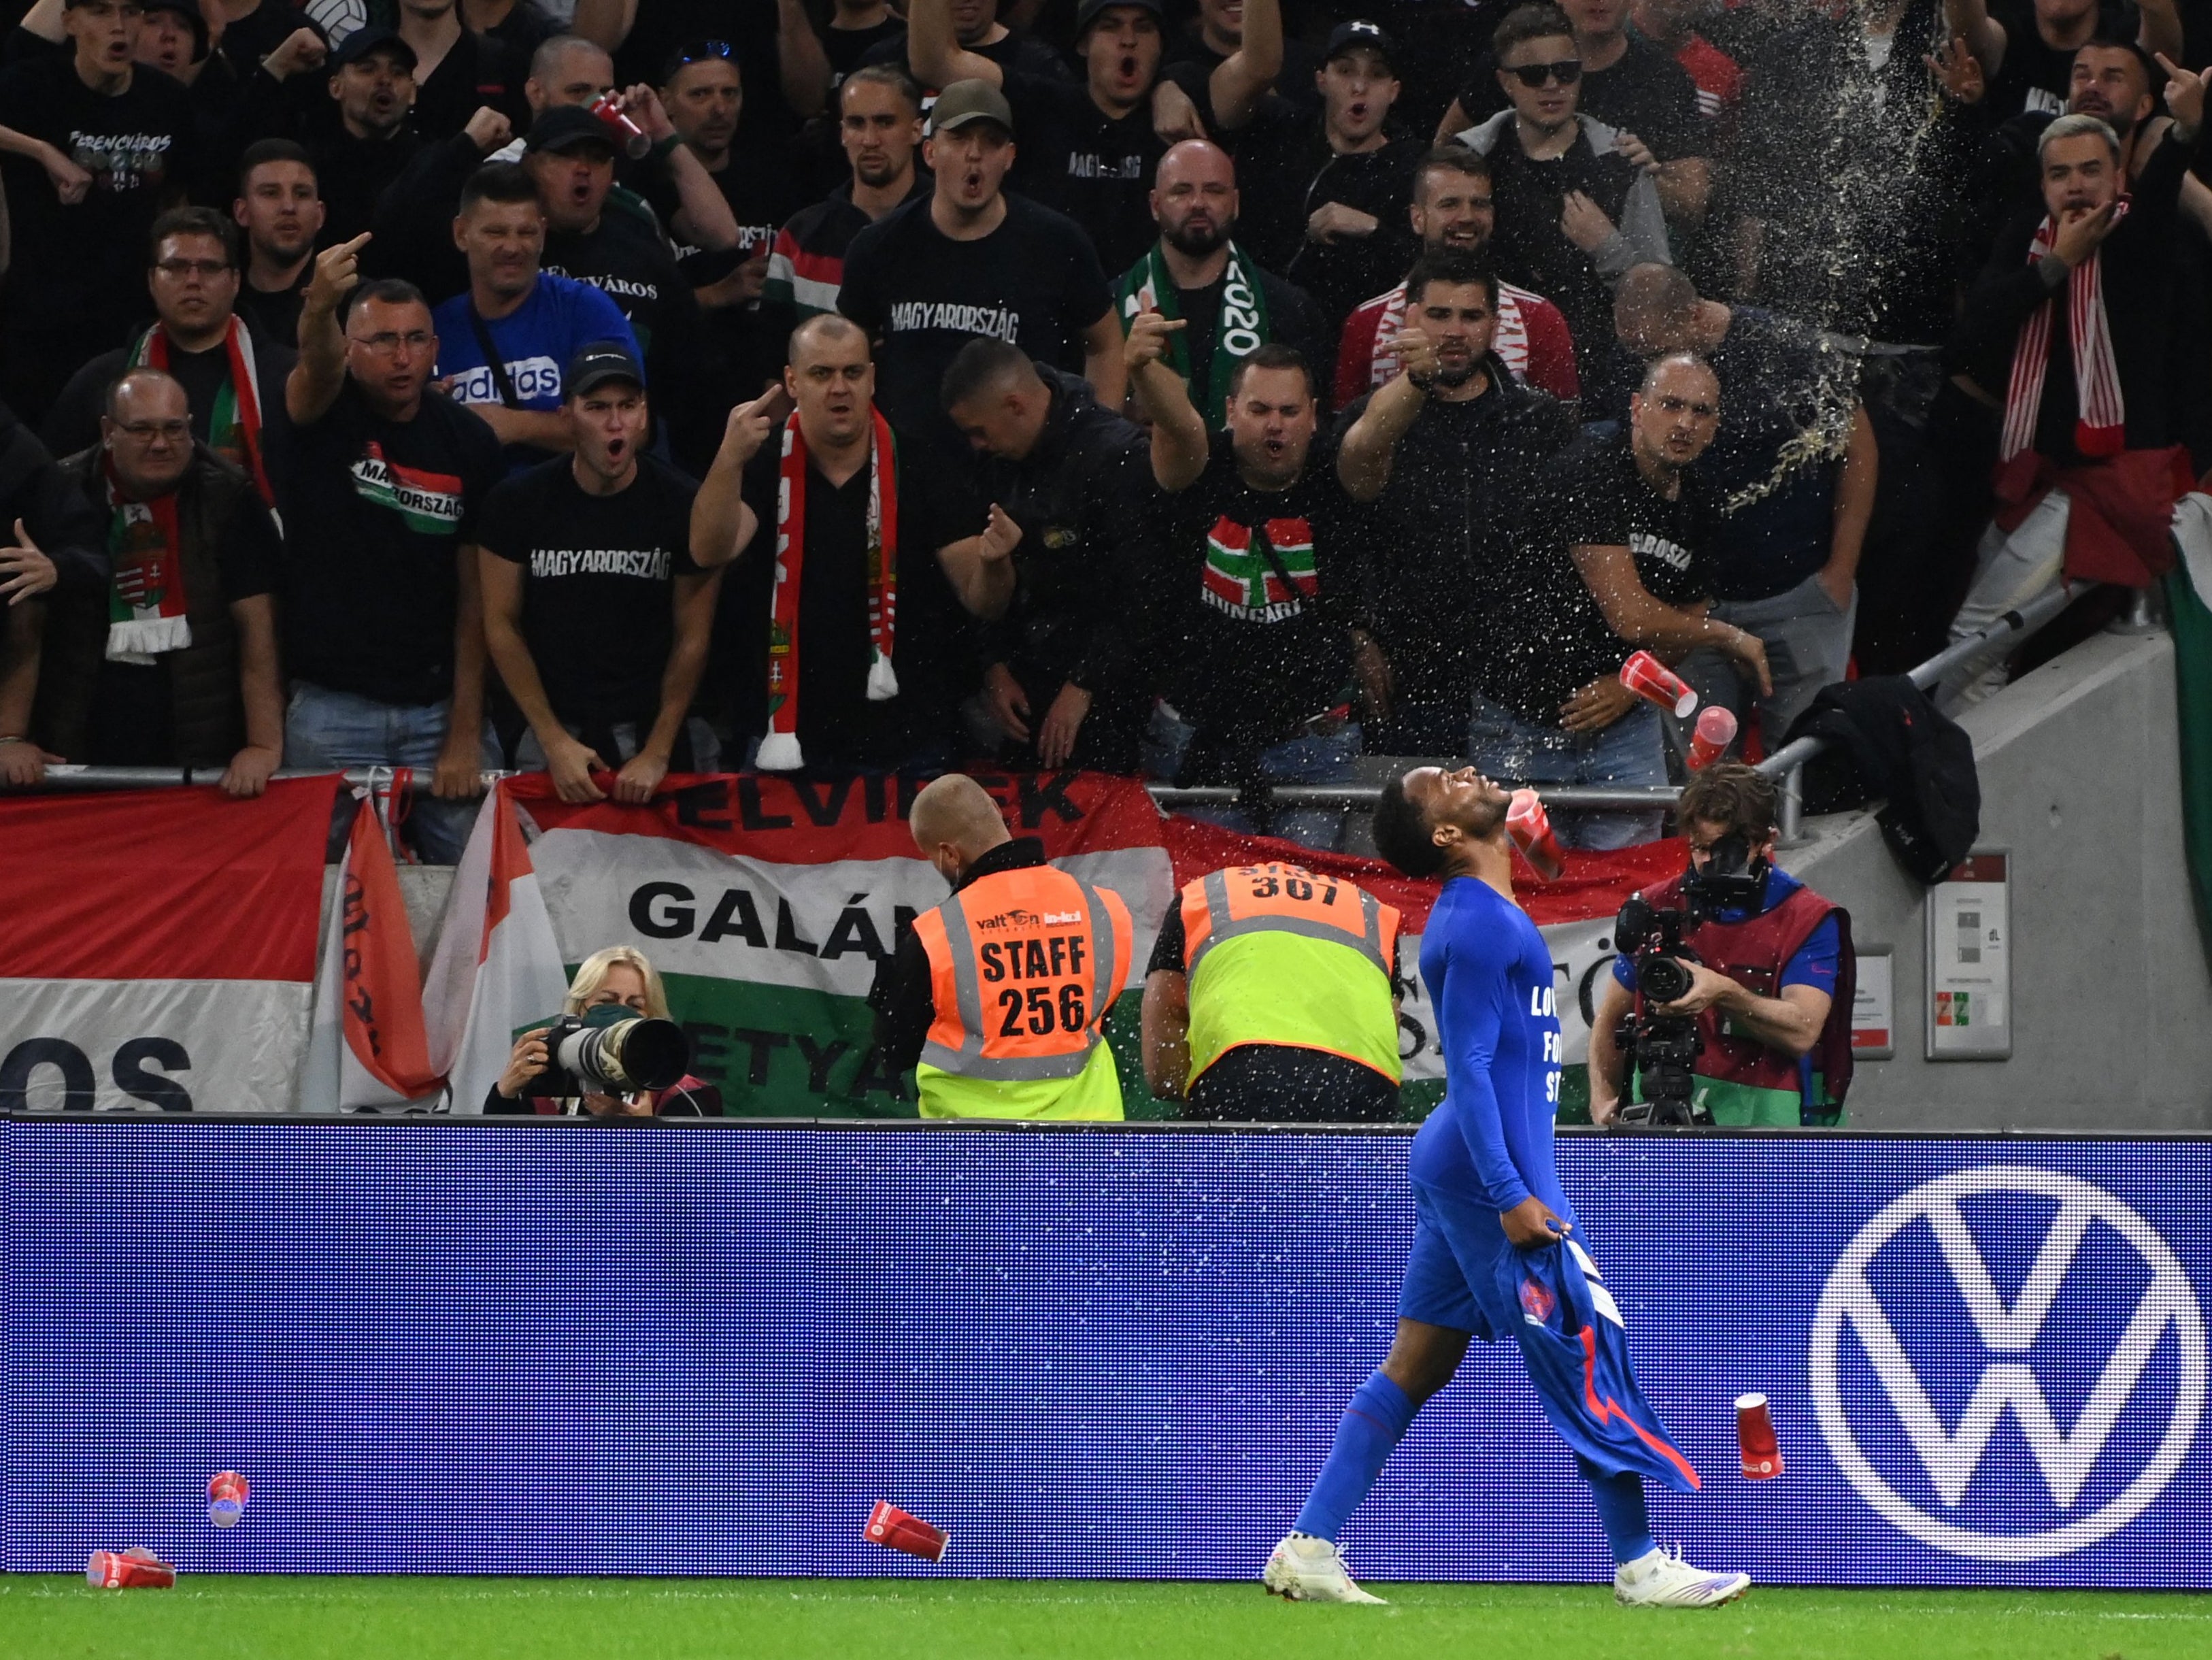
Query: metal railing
[[3, 584, 2083, 830]]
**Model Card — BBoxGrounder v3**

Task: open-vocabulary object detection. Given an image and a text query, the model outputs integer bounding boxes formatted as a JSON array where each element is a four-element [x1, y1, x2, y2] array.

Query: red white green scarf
[[757, 407, 899, 772], [131, 316, 274, 506], [103, 456, 190, 663], [2002, 199, 2130, 464]]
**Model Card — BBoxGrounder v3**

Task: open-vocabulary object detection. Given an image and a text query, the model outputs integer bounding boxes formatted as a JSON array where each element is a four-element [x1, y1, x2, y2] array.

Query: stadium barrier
[[2, 1117, 2202, 1587]]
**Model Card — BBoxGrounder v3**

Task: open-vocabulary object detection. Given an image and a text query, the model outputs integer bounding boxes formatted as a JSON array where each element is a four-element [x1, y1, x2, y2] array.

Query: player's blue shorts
[[1398, 1180, 1702, 1493]]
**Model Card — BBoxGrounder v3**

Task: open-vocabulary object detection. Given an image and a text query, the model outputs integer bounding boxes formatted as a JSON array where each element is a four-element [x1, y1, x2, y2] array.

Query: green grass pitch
[[5, 1577, 2210, 1660]]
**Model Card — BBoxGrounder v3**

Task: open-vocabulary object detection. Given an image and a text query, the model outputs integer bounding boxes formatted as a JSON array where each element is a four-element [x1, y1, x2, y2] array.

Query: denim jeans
[[283, 681, 495, 865], [1144, 703, 1364, 852], [1679, 571, 1858, 751], [1465, 695, 1669, 850]]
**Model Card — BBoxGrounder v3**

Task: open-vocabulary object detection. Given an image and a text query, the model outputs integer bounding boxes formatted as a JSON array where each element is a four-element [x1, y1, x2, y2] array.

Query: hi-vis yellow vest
[[910, 862, 1131, 1120], [1179, 863, 1401, 1088]]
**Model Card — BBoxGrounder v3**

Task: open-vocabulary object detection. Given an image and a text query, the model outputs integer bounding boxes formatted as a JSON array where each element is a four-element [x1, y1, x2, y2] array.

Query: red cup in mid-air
[[1620, 650, 1698, 718], [1507, 789, 1566, 882], [1736, 1393, 1783, 1479], [1687, 706, 1739, 771], [866, 1500, 950, 1563]]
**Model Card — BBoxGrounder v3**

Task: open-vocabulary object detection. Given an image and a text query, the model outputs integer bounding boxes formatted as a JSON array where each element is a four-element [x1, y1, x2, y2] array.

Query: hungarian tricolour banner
[[516, 771, 1684, 1116], [0, 776, 341, 1111]]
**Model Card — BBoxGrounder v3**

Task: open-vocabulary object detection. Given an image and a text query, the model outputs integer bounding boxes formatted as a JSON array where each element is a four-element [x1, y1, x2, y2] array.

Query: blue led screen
[[3, 1120, 2206, 1587]]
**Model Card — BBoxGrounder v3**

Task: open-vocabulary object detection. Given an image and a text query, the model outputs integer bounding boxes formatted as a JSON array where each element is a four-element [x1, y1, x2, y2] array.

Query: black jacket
[[1237, 117, 1422, 336], [971, 367, 1157, 700], [0, 401, 107, 595], [869, 837, 1049, 1076], [1783, 675, 1981, 883]]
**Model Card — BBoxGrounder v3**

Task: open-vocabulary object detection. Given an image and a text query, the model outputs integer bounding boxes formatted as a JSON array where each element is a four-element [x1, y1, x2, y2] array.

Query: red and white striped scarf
[[2001, 199, 2130, 464], [131, 316, 274, 507], [755, 407, 899, 773], [1368, 281, 1532, 391]]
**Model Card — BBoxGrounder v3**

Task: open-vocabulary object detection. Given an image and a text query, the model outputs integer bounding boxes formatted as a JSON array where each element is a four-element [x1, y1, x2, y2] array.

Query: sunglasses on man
[[1507, 60, 1582, 88]]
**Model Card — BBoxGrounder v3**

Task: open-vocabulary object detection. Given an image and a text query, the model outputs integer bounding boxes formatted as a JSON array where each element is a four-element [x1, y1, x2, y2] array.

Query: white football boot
[[1613, 1544, 1752, 1608], [1261, 1533, 1388, 1604]]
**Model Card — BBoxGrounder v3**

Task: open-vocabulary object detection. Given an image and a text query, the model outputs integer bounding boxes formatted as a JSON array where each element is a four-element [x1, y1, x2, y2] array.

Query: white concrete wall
[[1776, 627, 2212, 1129]]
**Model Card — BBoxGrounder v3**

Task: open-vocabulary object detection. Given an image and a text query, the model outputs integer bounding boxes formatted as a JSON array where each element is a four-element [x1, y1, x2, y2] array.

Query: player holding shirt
[[1263, 763, 1751, 1609]]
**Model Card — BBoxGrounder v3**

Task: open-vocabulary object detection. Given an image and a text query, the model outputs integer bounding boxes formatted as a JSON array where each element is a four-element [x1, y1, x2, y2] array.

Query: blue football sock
[[1292, 1371, 1418, 1541], [1577, 1455, 1656, 1565]]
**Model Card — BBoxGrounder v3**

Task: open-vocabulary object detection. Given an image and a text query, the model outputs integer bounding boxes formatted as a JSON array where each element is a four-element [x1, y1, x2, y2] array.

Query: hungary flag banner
[[516, 772, 1178, 1115], [516, 771, 1684, 1118], [0, 776, 341, 1112]]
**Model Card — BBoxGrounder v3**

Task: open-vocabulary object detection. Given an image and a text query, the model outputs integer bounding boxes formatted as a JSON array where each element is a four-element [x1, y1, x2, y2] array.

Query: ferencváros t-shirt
[[837, 193, 1111, 450], [477, 453, 703, 728], [273, 382, 504, 708]]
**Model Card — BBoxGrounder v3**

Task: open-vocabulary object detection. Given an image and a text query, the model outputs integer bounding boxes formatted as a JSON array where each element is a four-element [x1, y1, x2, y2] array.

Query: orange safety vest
[[911, 862, 1134, 1084], [1180, 862, 1399, 980]]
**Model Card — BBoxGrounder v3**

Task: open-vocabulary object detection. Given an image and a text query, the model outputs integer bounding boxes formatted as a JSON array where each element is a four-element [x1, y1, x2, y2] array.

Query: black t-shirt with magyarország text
[[477, 452, 704, 731]]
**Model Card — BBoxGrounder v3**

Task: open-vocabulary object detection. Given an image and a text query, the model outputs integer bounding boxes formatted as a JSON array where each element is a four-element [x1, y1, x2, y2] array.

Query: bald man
[[1114, 139, 1331, 424], [871, 773, 1135, 1119], [692, 314, 965, 774]]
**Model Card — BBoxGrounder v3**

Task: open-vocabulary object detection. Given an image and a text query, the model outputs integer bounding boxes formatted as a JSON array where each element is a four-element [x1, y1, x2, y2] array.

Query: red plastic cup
[[1620, 650, 1699, 718], [1736, 1392, 1783, 1479], [865, 1499, 950, 1563], [86, 1548, 176, 1589], [1506, 788, 1566, 882], [207, 1469, 250, 1528], [1687, 705, 1739, 771], [588, 93, 654, 160]]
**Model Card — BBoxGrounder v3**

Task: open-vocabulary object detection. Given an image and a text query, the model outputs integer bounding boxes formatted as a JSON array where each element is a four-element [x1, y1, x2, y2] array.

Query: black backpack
[[1781, 676, 1982, 884]]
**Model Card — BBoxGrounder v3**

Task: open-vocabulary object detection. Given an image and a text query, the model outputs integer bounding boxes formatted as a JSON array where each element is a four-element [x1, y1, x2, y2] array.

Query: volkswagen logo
[[1809, 1166, 2206, 1562]]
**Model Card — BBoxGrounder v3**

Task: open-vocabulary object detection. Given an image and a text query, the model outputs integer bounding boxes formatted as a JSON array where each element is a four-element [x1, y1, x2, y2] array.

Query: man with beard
[[253, 27, 428, 246], [231, 139, 325, 345], [1451, 4, 1670, 383], [22, 367, 286, 793], [1335, 144, 1579, 407], [1129, 310, 1369, 847], [1234, 20, 1424, 335], [480, 344, 722, 800], [765, 66, 931, 333], [837, 80, 1122, 458], [1113, 141, 1328, 427], [1333, 252, 1577, 758], [1477, 352, 1769, 848], [1945, 0, 2179, 120], [909, 0, 1281, 276]]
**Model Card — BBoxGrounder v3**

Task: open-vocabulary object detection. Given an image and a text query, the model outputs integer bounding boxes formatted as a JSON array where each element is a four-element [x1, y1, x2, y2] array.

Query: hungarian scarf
[[1116, 241, 1273, 424], [103, 456, 190, 664], [2001, 199, 2130, 465], [131, 317, 274, 508], [756, 407, 899, 773]]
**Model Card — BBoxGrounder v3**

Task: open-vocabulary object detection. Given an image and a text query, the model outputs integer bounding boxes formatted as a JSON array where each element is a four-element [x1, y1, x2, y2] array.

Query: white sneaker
[[1613, 1544, 1752, 1608], [1261, 1533, 1388, 1604]]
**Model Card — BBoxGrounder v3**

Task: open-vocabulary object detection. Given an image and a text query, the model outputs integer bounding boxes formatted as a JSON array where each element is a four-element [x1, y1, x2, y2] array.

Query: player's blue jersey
[[1408, 875, 1571, 1221]]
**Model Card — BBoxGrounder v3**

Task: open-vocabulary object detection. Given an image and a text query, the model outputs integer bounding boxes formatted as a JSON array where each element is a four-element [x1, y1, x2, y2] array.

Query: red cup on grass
[[86, 1548, 175, 1589], [1620, 650, 1698, 718], [1687, 706, 1739, 771], [1737, 1393, 1783, 1479], [1506, 789, 1566, 882], [866, 1500, 950, 1563]]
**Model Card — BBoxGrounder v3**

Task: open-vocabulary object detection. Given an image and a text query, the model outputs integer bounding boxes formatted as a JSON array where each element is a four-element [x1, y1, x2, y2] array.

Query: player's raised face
[[1406, 765, 1511, 846]]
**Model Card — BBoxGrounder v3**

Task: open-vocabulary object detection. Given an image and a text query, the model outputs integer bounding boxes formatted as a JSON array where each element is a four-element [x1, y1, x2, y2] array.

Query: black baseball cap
[[524, 105, 622, 157], [330, 27, 418, 71], [1075, 0, 1163, 33], [1324, 19, 1398, 72], [567, 342, 646, 398], [142, 0, 210, 59], [929, 78, 1016, 137]]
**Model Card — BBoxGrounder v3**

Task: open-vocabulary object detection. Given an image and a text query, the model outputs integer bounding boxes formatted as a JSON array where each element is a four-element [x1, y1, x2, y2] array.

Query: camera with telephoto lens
[[538, 1005, 691, 1099], [1611, 831, 1769, 1128]]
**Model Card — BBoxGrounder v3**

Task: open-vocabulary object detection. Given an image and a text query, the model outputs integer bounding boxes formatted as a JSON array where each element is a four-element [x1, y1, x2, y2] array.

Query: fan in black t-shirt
[[907, 0, 1286, 276], [1965, 0, 2165, 120], [477, 348, 720, 802], [836, 81, 1120, 456], [1484, 354, 1769, 728]]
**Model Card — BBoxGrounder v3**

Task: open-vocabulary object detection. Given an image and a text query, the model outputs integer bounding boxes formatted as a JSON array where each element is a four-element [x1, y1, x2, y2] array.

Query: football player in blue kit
[[1262, 765, 1750, 1608]]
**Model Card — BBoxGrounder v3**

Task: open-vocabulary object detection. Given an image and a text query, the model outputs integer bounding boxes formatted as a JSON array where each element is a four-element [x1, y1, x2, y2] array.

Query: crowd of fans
[[2, 0, 2207, 859]]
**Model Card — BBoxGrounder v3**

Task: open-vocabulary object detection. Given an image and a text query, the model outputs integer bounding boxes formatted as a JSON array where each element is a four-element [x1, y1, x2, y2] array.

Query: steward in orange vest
[[872, 774, 1134, 1118], [1140, 861, 1404, 1122]]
